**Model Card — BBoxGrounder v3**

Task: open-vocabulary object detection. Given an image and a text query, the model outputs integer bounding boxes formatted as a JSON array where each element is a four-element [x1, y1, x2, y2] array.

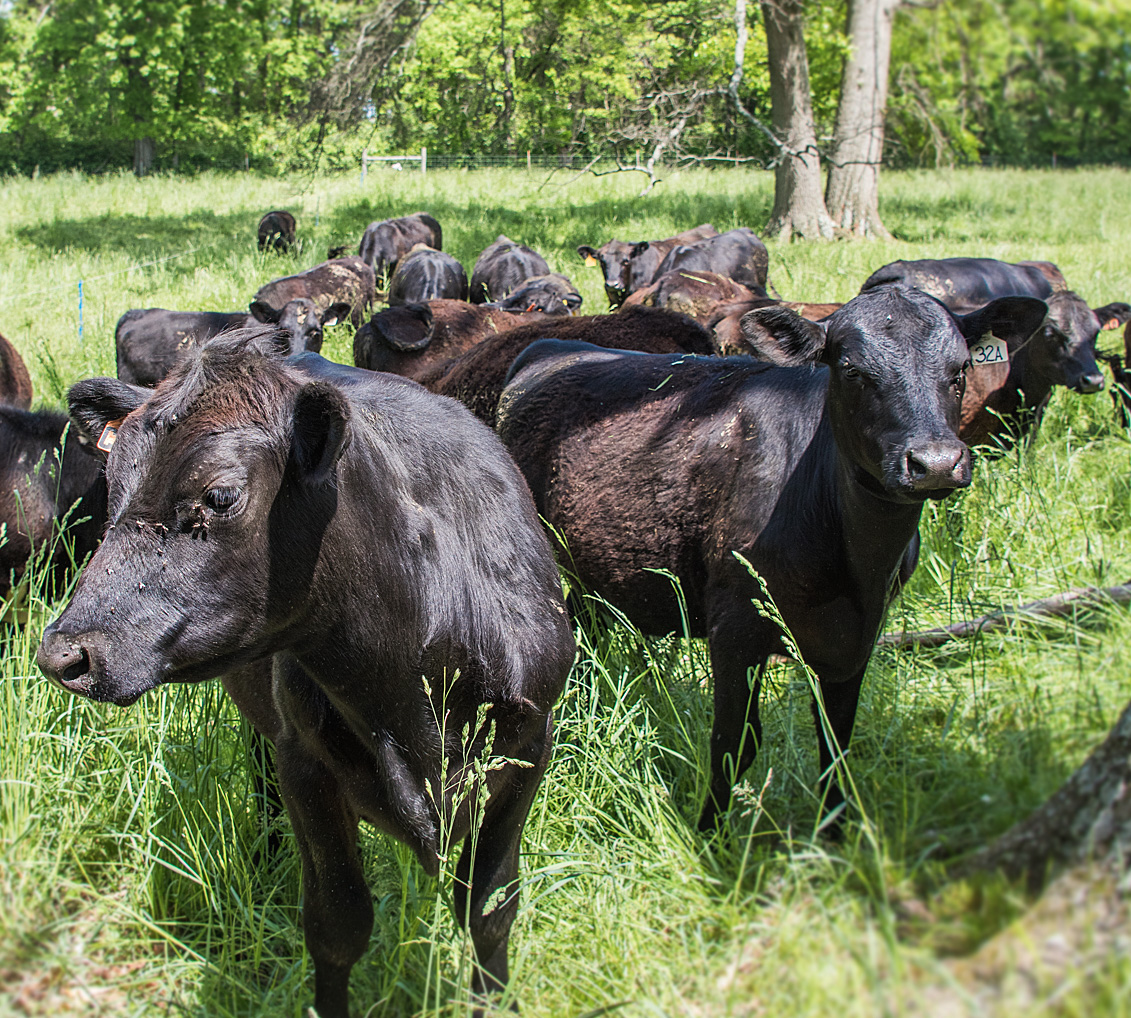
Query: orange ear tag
[[584, 255, 598, 267], [97, 417, 125, 453], [1104, 318, 1120, 331]]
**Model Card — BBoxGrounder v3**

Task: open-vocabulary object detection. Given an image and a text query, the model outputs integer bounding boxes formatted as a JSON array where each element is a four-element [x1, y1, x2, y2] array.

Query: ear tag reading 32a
[[97, 417, 125, 453], [584, 255, 598, 267], [970, 332, 1009, 367]]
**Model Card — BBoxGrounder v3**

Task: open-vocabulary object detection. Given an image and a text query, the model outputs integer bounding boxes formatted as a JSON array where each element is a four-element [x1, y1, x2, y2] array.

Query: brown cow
[[252, 256, 376, 327], [354, 300, 552, 381], [416, 305, 716, 426]]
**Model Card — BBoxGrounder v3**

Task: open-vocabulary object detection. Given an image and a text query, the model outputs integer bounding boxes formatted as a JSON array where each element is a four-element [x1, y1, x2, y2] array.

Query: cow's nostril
[[61, 646, 91, 684]]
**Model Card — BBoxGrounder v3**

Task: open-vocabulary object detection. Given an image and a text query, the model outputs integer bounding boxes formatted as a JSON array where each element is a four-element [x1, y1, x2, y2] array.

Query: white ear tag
[[970, 332, 1009, 367], [97, 417, 125, 453]]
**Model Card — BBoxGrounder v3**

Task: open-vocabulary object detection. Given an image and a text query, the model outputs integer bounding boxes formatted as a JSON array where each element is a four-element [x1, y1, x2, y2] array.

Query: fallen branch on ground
[[881, 582, 1131, 650]]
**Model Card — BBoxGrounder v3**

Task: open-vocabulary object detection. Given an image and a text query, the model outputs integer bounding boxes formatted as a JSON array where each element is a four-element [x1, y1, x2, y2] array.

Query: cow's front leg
[[700, 641, 767, 833], [454, 712, 553, 1010], [276, 734, 372, 1018], [812, 665, 866, 836]]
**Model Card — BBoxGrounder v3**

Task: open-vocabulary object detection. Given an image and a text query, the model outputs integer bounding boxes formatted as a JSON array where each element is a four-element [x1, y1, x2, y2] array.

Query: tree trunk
[[960, 694, 1131, 890], [824, 0, 898, 238], [133, 137, 155, 177], [896, 696, 1131, 1015], [761, 0, 835, 241]]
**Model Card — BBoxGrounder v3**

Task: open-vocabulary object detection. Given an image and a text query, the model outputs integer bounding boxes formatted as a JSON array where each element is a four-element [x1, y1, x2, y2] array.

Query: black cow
[[577, 224, 718, 307], [253, 256, 376, 327], [0, 405, 106, 606], [117, 300, 348, 388], [0, 331, 33, 408], [470, 235, 552, 303], [358, 212, 443, 279], [483, 273, 582, 315], [387, 245, 469, 306], [257, 211, 296, 253], [651, 227, 770, 296], [497, 289, 1048, 832], [38, 333, 575, 1018], [859, 257, 1064, 309], [861, 257, 1131, 445]]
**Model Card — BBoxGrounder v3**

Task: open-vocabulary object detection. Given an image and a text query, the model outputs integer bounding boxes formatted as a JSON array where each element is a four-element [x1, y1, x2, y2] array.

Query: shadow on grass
[[16, 209, 266, 259]]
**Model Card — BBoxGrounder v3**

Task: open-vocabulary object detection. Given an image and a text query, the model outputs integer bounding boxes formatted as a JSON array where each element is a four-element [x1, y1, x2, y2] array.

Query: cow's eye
[[204, 486, 241, 513], [842, 363, 860, 380]]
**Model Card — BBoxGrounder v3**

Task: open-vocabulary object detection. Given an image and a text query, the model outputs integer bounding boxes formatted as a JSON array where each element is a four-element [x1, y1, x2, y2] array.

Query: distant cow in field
[[622, 270, 759, 321], [577, 224, 718, 306], [470, 235, 552, 303], [38, 333, 575, 1018], [116, 300, 349, 387], [353, 300, 551, 381], [253, 255, 375, 326], [496, 289, 1049, 832], [387, 245, 469, 306], [257, 211, 296, 254], [416, 304, 716, 426], [0, 405, 106, 606], [358, 212, 443, 279], [484, 273, 582, 315], [0, 332, 33, 408], [862, 257, 1131, 446], [651, 228, 770, 297]]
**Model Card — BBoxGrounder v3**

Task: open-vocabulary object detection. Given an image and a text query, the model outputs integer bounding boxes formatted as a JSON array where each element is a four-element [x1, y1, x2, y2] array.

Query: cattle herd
[[0, 204, 1126, 1015]]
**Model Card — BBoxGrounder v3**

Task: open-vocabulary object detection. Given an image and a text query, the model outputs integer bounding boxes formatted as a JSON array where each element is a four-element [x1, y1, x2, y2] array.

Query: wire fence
[[374, 152, 762, 172]]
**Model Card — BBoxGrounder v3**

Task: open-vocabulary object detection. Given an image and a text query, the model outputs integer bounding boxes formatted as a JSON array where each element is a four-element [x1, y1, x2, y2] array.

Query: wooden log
[[880, 582, 1131, 651]]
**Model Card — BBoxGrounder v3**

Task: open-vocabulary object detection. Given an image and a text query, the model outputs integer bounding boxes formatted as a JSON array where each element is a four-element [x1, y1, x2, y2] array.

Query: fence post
[[77, 280, 84, 345], [361, 148, 367, 185], [527, 150, 532, 171], [421, 147, 427, 175]]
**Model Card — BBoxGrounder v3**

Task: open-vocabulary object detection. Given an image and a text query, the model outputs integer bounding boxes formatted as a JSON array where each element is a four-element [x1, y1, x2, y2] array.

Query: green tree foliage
[[889, 0, 1131, 167], [0, 0, 1124, 173]]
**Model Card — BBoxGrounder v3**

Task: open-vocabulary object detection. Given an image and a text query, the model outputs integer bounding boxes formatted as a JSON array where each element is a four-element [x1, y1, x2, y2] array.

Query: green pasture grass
[[1, 165, 1131, 1015]]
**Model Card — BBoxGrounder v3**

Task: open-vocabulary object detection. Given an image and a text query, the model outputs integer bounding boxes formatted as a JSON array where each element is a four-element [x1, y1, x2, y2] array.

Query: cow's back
[[861, 257, 1055, 311], [417, 305, 716, 426], [498, 345, 826, 634]]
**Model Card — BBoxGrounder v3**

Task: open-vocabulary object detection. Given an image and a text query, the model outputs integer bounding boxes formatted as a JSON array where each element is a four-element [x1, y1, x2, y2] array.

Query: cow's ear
[[67, 377, 149, 459], [249, 300, 281, 324], [1093, 302, 1131, 331], [374, 303, 434, 351], [577, 245, 597, 261], [740, 306, 827, 366], [631, 241, 650, 257], [953, 296, 1048, 348], [320, 302, 353, 329], [291, 382, 351, 485]]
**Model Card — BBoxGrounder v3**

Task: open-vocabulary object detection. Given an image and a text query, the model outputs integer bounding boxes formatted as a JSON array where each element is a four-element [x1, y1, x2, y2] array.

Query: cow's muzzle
[[900, 440, 971, 496], [1073, 372, 1105, 394], [37, 627, 143, 706]]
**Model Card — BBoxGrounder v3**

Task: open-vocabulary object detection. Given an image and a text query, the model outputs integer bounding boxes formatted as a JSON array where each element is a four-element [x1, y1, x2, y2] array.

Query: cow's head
[[742, 288, 1045, 502], [248, 298, 350, 355], [38, 335, 350, 706], [578, 240, 651, 306], [487, 274, 582, 315], [1026, 293, 1131, 394]]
